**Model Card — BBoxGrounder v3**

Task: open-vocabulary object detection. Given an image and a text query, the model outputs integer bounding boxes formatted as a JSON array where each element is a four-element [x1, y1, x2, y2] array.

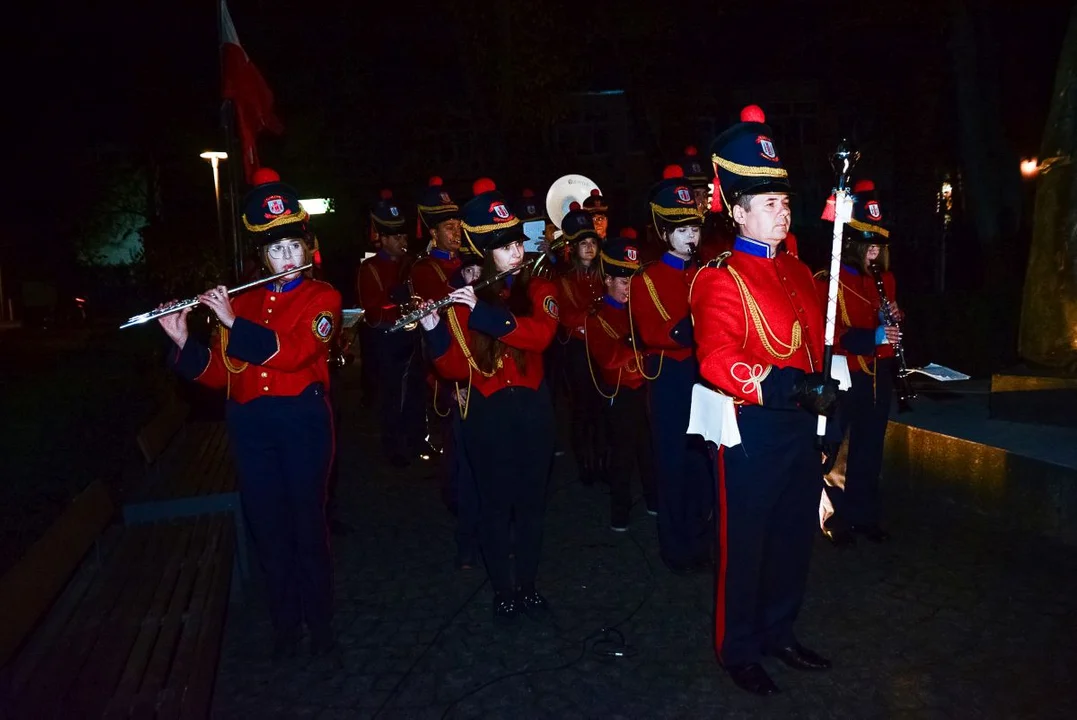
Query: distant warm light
[[940, 181, 952, 199], [1020, 158, 1040, 180], [299, 198, 334, 215], [199, 151, 228, 161]]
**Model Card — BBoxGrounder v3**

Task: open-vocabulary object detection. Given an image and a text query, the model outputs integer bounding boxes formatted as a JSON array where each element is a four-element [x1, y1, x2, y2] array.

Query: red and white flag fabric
[[220, 0, 283, 184]]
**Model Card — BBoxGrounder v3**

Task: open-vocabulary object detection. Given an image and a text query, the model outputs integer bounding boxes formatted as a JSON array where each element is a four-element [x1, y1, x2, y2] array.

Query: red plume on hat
[[620, 227, 638, 240], [251, 167, 281, 186], [429, 176, 443, 187], [472, 177, 497, 195], [380, 188, 393, 199], [521, 188, 535, 198], [853, 180, 875, 193], [740, 105, 766, 123], [663, 164, 684, 179], [684, 145, 698, 156]]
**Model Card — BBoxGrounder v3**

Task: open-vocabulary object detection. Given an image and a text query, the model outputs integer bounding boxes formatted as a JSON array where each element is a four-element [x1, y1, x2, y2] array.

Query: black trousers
[[604, 385, 657, 525], [227, 384, 334, 637], [714, 406, 819, 666], [563, 338, 607, 482], [835, 359, 893, 526], [462, 385, 555, 597], [646, 354, 713, 567], [370, 328, 427, 456]]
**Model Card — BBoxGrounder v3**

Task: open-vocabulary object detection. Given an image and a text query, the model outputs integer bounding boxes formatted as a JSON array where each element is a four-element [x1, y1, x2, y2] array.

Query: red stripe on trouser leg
[[714, 445, 728, 662]]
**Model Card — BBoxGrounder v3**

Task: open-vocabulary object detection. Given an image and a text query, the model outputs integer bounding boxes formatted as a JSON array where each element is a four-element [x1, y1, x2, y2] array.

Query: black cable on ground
[[437, 513, 657, 719]]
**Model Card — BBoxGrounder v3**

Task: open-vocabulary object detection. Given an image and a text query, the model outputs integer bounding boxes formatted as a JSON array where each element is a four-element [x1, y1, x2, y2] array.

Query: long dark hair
[[841, 239, 889, 273], [471, 254, 534, 375]]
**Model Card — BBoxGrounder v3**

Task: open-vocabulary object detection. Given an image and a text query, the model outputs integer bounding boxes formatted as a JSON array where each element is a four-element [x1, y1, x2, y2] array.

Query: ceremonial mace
[[818, 140, 860, 446]]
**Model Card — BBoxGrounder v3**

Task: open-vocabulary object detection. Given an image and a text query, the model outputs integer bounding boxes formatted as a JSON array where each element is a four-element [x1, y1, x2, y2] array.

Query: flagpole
[[222, 100, 243, 283], [218, 0, 242, 283]]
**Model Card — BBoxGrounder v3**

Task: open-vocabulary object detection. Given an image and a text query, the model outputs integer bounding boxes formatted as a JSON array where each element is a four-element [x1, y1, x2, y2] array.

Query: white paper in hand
[[687, 384, 741, 448]]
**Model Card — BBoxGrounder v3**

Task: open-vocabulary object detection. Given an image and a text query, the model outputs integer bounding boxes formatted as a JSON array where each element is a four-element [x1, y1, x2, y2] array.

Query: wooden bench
[[1, 511, 235, 718], [124, 405, 249, 587]]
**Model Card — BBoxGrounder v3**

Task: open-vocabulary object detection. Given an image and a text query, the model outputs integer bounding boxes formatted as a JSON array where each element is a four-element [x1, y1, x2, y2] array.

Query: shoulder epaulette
[[702, 251, 732, 270]]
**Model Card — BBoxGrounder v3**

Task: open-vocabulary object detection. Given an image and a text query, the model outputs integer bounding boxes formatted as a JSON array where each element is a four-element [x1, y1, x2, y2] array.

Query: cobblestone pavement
[[213, 370, 1077, 719]]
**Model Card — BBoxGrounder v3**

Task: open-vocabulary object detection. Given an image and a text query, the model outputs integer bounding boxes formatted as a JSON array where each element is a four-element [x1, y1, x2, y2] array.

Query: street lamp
[[200, 151, 229, 271]]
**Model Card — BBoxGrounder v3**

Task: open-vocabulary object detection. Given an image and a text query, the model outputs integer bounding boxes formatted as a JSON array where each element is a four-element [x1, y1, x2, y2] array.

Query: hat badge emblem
[[676, 187, 693, 204], [491, 202, 511, 220], [866, 201, 882, 220], [759, 137, 777, 160], [626, 246, 638, 261], [389, 206, 400, 217], [266, 197, 285, 215], [440, 192, 451, 203]]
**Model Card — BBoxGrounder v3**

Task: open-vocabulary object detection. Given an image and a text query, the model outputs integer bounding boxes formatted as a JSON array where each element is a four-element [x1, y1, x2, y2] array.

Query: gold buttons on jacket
[[263, 386, 270, 392], [261, 372, 268, 378], [270, 296, 276, 301]]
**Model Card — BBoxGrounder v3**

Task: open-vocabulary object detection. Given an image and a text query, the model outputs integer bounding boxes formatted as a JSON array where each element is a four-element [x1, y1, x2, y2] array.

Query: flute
[[388, 265, 518, 333], [119, 263, 314, 329]]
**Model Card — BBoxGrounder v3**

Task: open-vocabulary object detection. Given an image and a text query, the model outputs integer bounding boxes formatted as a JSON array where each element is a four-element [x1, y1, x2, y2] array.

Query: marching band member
[[160, 169, 341, 659], [357, 190, 426, 467], [418, 178, 559, 622], [691, 106, 837, 695], [582, 187, 610, 241], [556, 205, 607, 485], [681, 145, 736, 263], [629, 165, 713, 575], [411, 177, 463, 301], [817, 180, 900, 545], [584, 230, 657, 531]]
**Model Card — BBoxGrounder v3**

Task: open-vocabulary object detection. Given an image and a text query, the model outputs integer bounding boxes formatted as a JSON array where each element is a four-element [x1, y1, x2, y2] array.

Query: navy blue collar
[[841, 262, 861, 276], [268, 275, 304, 293], [604, 295, 625, 310], [661, 252, 690, 271], [734, 236, 778, 259], [505, 274, 515, 289], [431, 248, 455, 261]]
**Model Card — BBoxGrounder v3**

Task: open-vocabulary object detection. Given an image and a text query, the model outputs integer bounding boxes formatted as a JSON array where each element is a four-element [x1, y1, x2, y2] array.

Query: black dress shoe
[[516, 585, 551, 619], [771, 643, 832, 671], [851, 524, 891, 543], [724, 663, 780, 696], [492, 594, 519, 624], [823, 525, 856, 547]]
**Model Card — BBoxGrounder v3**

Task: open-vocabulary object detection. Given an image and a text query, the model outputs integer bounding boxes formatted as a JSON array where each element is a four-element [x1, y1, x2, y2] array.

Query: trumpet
[[119, 263, 314, 329], [388, 265, 518, 333]]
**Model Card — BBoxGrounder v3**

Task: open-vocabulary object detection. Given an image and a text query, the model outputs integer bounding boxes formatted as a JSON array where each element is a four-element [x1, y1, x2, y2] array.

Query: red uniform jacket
[[409, 249, 461, 301], [629, 253, 697, 363], [557, 266, 603, 341], [172, 276, 342, 404], [423, 276, 559, 398], [817, 264, 896, 374], [690, 236, 824, 407], [357, 251, 408, 328], [585, 296, 649, 391]]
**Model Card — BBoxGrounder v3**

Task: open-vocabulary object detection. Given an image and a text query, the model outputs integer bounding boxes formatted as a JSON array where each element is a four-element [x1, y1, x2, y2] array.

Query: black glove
[[794, 373, 840, 416], [388, 285, 410, 305]]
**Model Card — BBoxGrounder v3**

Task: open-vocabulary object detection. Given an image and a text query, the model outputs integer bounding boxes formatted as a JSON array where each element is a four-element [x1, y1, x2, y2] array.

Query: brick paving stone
[[212, 369, 1077, 719]]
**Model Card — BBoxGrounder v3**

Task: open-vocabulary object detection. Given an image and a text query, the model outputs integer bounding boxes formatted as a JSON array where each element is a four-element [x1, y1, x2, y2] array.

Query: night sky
[[6, 0, 1072, 271]]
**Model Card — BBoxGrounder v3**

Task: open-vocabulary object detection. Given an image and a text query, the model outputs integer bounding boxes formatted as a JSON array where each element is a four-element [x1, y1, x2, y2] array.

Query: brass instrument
[[534, 174, 601, 277], [388, 265, 518, 333], [119, 263, 314, 329]]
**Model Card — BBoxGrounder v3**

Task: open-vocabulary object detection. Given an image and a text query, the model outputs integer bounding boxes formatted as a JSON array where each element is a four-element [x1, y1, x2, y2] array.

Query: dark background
[[3, 0, 1073, 375]]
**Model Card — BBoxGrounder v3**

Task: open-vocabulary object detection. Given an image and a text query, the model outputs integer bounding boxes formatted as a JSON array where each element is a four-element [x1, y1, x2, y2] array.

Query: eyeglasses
[[267, 241, 304, 259]]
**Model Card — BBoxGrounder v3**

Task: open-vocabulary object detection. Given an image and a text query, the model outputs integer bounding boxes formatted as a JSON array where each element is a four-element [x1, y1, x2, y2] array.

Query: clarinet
[[868, 261, 915, 410]]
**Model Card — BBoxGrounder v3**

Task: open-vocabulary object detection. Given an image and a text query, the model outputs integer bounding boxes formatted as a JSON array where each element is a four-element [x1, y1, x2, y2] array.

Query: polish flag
[[220, 0, 283, 183]]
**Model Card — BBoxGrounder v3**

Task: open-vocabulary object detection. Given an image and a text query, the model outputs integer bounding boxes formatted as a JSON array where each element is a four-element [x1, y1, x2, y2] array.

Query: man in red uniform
[[585, 231, 657, 530], [630, 165, 713, 575], [691, 105, 839, 695], [357, 190, 426, 466], [162, 169, 341, 659], [817, 180, 901, 546], [411, 176, 463, 301], [582, 187, 610, 241]]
